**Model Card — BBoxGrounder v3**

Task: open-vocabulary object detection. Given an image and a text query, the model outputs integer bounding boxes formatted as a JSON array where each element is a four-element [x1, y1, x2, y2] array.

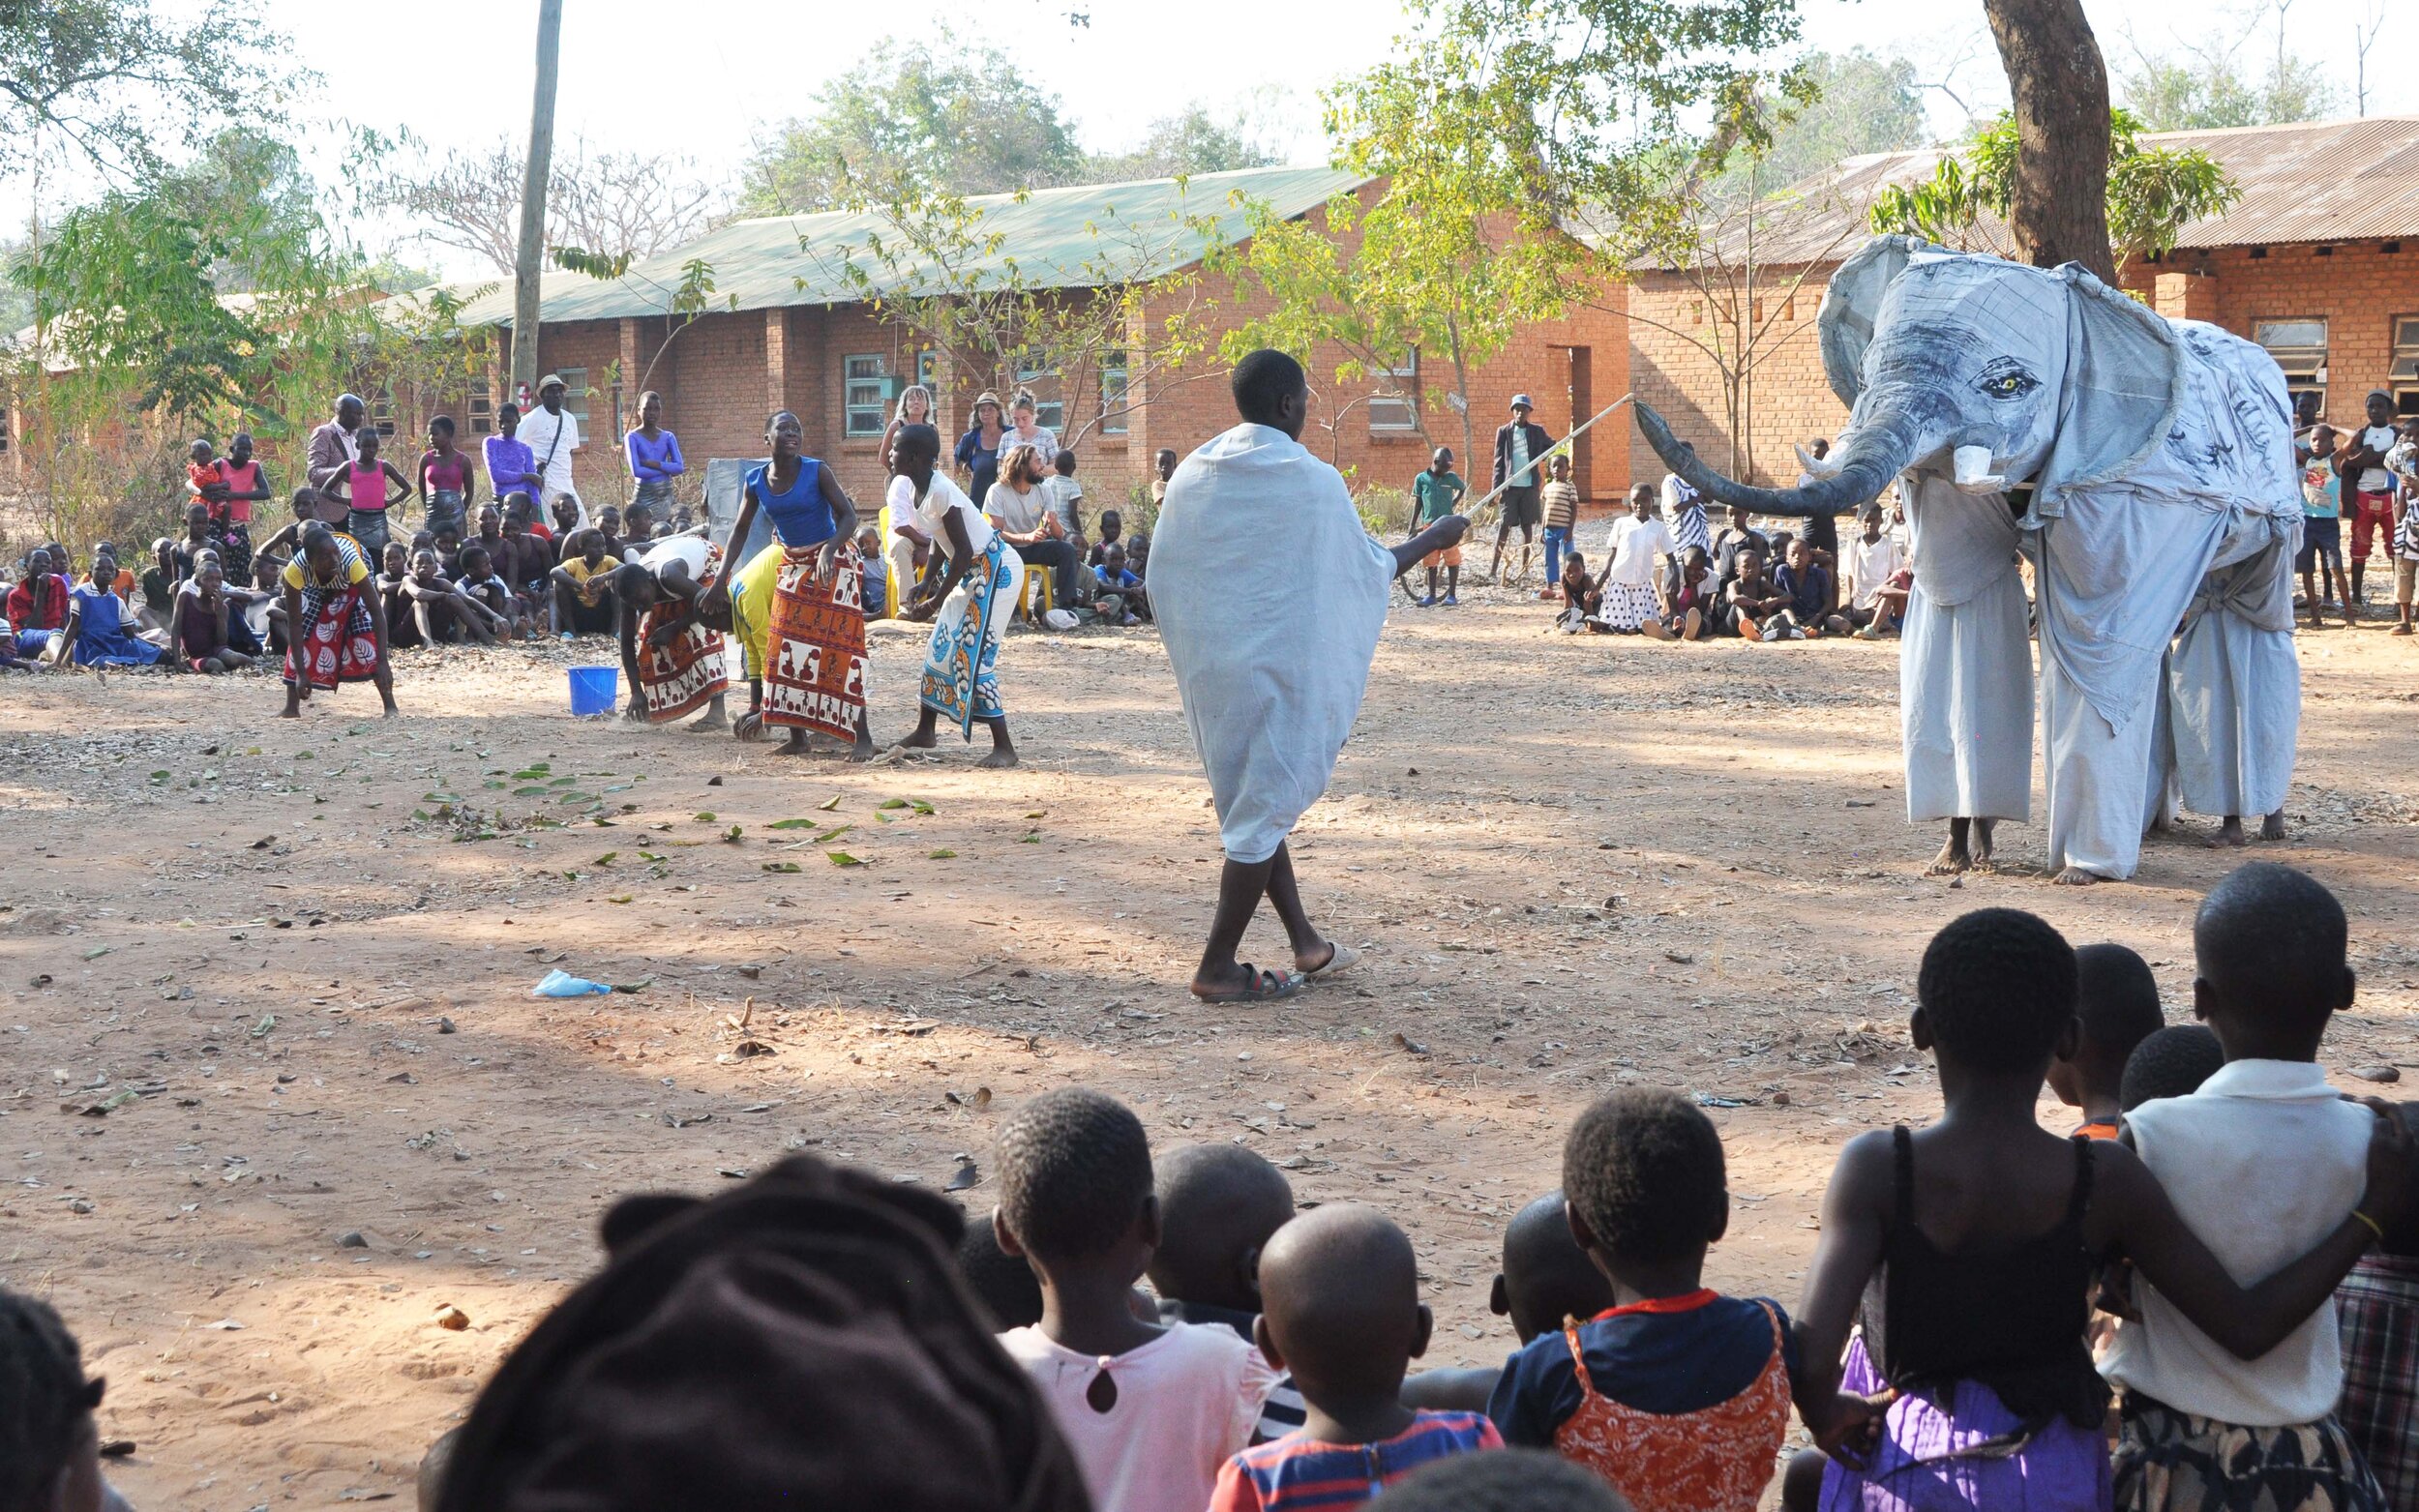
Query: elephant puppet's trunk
[[1632, 400, 1921, 519]]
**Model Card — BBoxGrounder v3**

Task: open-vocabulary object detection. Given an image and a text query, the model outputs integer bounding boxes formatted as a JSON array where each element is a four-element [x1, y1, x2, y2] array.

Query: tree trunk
[[1981, 0, 2116, 283], [511, 0, 563, 398]]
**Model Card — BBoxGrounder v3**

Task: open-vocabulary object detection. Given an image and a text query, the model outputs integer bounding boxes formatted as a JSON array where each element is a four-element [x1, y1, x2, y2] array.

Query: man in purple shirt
[[307, 394, 366, 500], [484, 402, 544, 524]]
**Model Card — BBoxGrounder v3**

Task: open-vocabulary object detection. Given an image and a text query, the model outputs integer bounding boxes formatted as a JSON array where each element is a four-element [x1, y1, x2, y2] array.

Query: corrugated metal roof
[[1633, 115, 2419, 270], [412, 165, 1367, 328]]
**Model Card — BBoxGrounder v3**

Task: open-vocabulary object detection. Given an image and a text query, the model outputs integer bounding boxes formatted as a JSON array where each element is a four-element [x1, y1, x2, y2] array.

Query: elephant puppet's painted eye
[[1978, 361, 2039, 400]]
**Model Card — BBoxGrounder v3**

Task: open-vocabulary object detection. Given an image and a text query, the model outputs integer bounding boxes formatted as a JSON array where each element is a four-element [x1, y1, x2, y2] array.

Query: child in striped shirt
[[1210, 1205, 1500, 1511], [1540, 455, 1582, 598]]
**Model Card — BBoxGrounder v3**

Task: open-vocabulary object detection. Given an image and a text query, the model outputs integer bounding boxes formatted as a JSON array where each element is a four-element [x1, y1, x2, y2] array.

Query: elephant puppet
[[1636, 235, 2301, 883]]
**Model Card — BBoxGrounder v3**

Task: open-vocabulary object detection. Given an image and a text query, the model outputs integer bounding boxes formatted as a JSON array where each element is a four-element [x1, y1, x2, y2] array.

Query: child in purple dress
[[1792, 906, 2409, 1512]]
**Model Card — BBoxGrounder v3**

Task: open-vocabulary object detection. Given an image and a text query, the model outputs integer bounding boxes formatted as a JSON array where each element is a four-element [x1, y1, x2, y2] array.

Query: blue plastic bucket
[[567, 666, 618, 716]]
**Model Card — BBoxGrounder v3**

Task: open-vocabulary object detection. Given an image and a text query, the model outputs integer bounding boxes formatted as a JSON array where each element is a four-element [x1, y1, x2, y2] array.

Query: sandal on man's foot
[[1301, 941, 1359, 980], [1190, 966, 1304, 1004]]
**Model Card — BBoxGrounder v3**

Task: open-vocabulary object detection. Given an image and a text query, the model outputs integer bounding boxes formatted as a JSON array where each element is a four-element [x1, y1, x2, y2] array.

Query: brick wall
[[457, 200, 1630, 529], [1627, 264, 1840, 490], [2125, 240, 2419, 425]]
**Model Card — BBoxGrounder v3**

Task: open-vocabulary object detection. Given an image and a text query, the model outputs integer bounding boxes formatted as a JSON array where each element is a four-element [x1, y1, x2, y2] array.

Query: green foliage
[[552, 247, 634, 281], [1713, 49, 1930, 203], [1869, 108, 2239, 271], [1197, 32, 1592, 466], [0, 0, 295, 180], [1082, 104, 1283, 183], [1409, 0, 1807, 238], [797, 174, 1211, 448], [9, 125, 389, 550], [19, 131, 372, 423], [741, 42, 1085, 213], [2119, 49, 2338, 132]]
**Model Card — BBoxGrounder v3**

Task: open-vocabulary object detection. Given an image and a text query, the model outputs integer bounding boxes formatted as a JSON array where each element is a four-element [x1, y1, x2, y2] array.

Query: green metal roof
[[434, 165, 1367, 328]]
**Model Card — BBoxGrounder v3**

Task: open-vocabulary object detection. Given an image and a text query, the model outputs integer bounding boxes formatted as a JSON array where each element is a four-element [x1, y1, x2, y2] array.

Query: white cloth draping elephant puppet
[[1635, 236, 2301, 883]]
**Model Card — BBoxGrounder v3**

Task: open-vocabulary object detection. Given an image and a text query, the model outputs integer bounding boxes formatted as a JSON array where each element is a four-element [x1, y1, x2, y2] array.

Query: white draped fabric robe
[[2032, 321, 2300, 879], [2165, 516, 2301, 821], [1899, 473, 2034, 824], [1151, 423, 1396, 864]]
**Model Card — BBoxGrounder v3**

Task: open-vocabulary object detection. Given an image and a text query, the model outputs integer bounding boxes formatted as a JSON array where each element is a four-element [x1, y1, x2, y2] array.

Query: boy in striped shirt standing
[[1210, 1205, 1500, 1511]]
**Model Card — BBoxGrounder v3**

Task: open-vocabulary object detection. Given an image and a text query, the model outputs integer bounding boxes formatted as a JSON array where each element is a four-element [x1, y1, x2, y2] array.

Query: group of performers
[[608, 411, 1023, 765], [274, 406, 1024, 766]]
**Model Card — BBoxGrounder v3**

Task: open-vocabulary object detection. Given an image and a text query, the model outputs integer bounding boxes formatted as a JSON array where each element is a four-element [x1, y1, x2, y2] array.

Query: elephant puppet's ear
[[2035, 267, 2185, 512], [1818, 235, 1920, 407]]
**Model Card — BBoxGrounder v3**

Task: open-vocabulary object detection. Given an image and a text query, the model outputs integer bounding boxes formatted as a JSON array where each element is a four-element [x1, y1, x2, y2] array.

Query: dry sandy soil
[[7, 584, 2419, 1509]]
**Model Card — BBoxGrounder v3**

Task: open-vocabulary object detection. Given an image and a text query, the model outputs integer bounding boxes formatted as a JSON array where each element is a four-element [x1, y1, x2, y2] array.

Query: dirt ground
[[7, 583, 2419, 1510]]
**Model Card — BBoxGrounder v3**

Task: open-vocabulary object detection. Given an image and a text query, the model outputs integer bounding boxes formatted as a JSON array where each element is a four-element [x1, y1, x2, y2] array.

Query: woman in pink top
[[418, 415, 479, 541], [208, 431, 272, 579], [340, 426, 413, 561]]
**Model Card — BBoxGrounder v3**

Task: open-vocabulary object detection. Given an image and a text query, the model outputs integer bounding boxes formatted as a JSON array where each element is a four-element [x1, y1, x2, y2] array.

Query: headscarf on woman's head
[[435, 1154, 1090, 1512]]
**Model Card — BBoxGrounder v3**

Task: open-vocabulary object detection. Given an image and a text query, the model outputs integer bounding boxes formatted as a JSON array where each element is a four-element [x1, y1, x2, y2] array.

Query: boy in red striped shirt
[[1210, 1205, 1499, 1511]]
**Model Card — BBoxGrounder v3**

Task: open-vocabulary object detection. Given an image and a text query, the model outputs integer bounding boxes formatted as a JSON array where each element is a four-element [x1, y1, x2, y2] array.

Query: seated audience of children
[[7, 866, 2384, 1512]]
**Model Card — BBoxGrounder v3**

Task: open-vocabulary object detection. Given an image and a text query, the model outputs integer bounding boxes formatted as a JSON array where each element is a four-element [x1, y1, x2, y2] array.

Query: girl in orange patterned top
[[1487, 1089, 1798, 1512]]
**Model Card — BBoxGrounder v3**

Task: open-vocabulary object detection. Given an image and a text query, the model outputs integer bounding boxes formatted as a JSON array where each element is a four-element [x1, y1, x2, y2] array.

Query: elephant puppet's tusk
[[1795, 442, 1844, 479], [1952, 445, 2007, 494]]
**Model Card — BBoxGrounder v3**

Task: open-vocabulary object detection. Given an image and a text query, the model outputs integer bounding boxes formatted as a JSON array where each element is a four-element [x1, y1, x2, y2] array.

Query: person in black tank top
[[1787, 908, 2411, 1512]]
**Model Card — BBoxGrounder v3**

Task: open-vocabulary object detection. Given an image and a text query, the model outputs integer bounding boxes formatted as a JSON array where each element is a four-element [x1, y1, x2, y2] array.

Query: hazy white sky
[[22, 0, 2415, 272]]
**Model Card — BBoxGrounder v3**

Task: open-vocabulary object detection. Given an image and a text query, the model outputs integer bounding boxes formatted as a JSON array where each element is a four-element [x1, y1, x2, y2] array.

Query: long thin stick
[[1459, 393, 1637, 527]]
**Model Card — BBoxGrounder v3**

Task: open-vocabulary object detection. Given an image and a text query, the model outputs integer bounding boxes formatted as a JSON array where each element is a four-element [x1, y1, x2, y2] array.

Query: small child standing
[[2300, 426, 2351, 630], [1044, 450, 1087, 557], [1210, 1205, 1500, 1511], [1540, 455, 1582, 599], [2391, 419, 2419, 637], [2047, 942, 2165, 1140], [1411, 449, 1469, 608], [1489, 1090, 1795, 1512], [994, 1088, 1277, 1512]]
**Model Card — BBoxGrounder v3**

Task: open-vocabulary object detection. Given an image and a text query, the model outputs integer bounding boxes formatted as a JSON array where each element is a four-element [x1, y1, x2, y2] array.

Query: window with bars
[[1013, 356, 1064, 432], [554, 367, 591, 425], [1100, 352, 1130, 435], [2254, 318, 2328, 413], [844, 354, 890, 436], [371, 388, 397, 438], [467, 386, 494, 435], [2391, 316, 2419, 416], [0, 405, 12, 454], [1370, 350, 1419, 431]]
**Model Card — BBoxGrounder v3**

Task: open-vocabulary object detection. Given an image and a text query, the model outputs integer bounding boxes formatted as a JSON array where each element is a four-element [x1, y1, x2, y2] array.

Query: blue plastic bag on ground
[[532, 968, 613, 997]]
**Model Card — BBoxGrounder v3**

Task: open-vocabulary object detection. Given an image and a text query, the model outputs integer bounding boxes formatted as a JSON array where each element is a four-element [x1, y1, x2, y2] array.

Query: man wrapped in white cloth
[[1897, 473, 2034, 875], [1151, 350, 1469, 1004]]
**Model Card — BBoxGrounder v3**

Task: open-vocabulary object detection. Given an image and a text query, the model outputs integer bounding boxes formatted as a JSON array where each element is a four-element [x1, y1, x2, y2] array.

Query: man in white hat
[[518, 373, 589, 537], [1490, 394, 1553, 585]]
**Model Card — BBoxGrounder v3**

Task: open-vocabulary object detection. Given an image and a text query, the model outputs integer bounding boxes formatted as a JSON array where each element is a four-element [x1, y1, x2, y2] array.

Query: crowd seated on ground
[[0, 383, 1181, 679], [13, 865, 2414, 1512]]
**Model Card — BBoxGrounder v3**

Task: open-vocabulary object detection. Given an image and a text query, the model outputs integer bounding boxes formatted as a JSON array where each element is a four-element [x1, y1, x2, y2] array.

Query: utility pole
[[511, 0, 563, 404]]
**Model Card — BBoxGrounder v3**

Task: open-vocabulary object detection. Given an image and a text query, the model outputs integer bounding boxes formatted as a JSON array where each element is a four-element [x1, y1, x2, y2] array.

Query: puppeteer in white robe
[[2166, 516, 2300, 820], [1150, 424, 1396, 863], [2034, 320, 2297, 880], [1898, 473, 2033, 824]]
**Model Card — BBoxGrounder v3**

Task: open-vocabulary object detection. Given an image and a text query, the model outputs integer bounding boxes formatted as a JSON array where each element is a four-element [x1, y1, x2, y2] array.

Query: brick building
[[1628, 116, 2419, 488], [398, 165, 1630, 520]]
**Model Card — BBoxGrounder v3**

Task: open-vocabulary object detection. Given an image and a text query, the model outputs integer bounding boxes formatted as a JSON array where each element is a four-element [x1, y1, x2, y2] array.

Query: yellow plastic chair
[[881, 554, 904, 620], [1020, 566, 1055, 622]]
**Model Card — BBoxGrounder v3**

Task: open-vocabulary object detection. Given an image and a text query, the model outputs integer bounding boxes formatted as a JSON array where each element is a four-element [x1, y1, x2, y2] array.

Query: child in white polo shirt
[[2105, 864, 2404, 1512]]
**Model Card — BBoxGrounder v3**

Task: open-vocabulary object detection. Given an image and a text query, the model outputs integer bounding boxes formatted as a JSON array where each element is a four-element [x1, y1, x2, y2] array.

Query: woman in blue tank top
[[724, 411, 874, 757]]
